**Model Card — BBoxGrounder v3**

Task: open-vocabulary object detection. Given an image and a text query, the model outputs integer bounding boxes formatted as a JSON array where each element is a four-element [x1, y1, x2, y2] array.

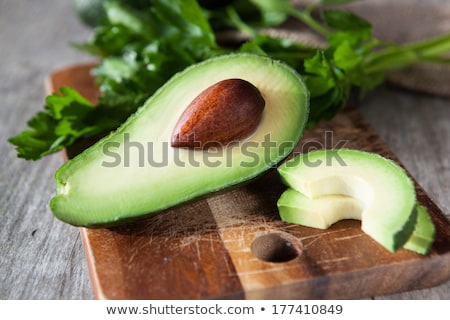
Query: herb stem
[[402, 33, 450, 56], [364, 33, 450, 74], [225, 6, 257, 38], [287, 7, 331, 38]]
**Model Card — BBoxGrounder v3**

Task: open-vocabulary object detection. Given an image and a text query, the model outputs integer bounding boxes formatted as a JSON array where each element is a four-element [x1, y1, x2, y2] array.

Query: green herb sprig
[[9, 0, 450, 160]]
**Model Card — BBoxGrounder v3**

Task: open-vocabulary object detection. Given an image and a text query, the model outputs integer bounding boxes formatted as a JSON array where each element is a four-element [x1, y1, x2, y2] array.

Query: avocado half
[[50, 54, 310, 227]]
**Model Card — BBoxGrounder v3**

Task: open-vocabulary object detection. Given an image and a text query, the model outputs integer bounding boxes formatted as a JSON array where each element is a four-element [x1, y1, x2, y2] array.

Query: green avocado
[[277, 189, 434, 254], [277, 189, 363, 229], [404, 205, 435, 254], [277, 149, 418, 252], [50, 54, 309, 227]]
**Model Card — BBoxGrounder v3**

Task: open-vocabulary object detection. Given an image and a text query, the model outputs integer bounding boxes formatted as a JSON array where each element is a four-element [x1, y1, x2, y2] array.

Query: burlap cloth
[[225, 0, 450, 97]]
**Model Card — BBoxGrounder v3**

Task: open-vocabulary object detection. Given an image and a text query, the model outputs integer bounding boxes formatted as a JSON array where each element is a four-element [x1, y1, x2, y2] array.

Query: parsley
[[9, 0, 450, 160]]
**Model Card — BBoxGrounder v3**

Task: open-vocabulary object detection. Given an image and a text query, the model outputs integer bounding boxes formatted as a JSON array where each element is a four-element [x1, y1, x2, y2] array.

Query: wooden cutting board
[[46, 62, 450, 300]]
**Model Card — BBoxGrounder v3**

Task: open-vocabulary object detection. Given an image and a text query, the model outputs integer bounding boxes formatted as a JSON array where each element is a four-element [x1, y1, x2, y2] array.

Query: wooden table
[[1, 0, 449, 299]]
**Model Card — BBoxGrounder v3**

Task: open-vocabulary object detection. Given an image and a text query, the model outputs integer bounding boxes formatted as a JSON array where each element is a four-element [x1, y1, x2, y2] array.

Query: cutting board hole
[[251, 232, 302, 263]]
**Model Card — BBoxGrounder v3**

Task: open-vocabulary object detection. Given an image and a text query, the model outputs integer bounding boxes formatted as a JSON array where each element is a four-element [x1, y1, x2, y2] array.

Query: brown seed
[[171, 78, 265, 149]]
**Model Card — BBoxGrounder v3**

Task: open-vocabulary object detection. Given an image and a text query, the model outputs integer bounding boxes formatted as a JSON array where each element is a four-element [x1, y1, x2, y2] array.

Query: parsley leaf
[[9, 0, 450, 160], [321, 9, 371, 31], [8, 87, 94, 160]]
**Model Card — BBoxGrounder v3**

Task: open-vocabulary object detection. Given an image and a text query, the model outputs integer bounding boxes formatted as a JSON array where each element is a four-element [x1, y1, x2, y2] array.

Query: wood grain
[[46, 63, 450, 300]]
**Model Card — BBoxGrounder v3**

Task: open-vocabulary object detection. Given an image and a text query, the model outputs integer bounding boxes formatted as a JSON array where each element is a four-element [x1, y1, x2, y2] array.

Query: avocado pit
[[171, 78, 265, 149]]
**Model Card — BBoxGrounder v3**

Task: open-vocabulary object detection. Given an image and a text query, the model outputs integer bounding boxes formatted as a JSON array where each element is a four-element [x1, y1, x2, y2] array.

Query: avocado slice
[[404, 205, 435, 254], [277, 188, 363, 229], [277, 189, 434, 254], [50, 54, 309, 227], [277, 149, 417, 252]]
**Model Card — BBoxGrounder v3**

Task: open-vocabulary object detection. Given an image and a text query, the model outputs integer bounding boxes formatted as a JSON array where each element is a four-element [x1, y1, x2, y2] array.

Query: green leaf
[[11, 0, 450, 162], [239, 35, 315, 70], [104, 0, 157, 37], [308, 87, 343, 127], [9, 87, 102, 160], [8, 112, 64, 160], [322, 9, 371, 31], [92, 57, 139, 83], [152, 0, 217, 54], [327, 29, 372, 49], [45, 86, 93, 119], [305, 75, 336, 98], [303, 52, 336, 98], [333, 41, 361, 71], [304, 51, 331, 78]]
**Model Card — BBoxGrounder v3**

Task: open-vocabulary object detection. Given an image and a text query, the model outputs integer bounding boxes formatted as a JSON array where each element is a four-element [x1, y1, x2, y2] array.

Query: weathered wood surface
[[1, 0, 449, 299]]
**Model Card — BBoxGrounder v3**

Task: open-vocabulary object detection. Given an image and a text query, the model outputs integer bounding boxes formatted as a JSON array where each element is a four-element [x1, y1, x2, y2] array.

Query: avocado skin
[[50, 54, 309, 227], [392, 204, 418, 252], [404, 205, 435, 254]]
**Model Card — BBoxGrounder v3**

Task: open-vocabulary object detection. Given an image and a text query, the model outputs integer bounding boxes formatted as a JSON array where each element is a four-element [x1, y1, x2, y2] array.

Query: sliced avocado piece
[[404, 205, 435, 254], [277, 188, 363, 229], [277, 189, 434, 254], [277, 149, 417, 252], [50, 54, 309, 227]]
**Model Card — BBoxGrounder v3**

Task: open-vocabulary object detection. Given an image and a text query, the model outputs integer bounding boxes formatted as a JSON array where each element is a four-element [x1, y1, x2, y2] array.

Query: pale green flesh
[[277, 188, 363, 229], [277, 189, 434, 254], [278, 149, 417, 252], [50, 54, 309, 227]]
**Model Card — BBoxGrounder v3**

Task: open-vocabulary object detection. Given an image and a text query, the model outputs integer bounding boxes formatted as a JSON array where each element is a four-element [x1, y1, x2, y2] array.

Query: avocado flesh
[[277, 189, 363, 229], [50, 54, 309, 227], [277, 189, 434, 254], [277, 149, 417, 252]]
